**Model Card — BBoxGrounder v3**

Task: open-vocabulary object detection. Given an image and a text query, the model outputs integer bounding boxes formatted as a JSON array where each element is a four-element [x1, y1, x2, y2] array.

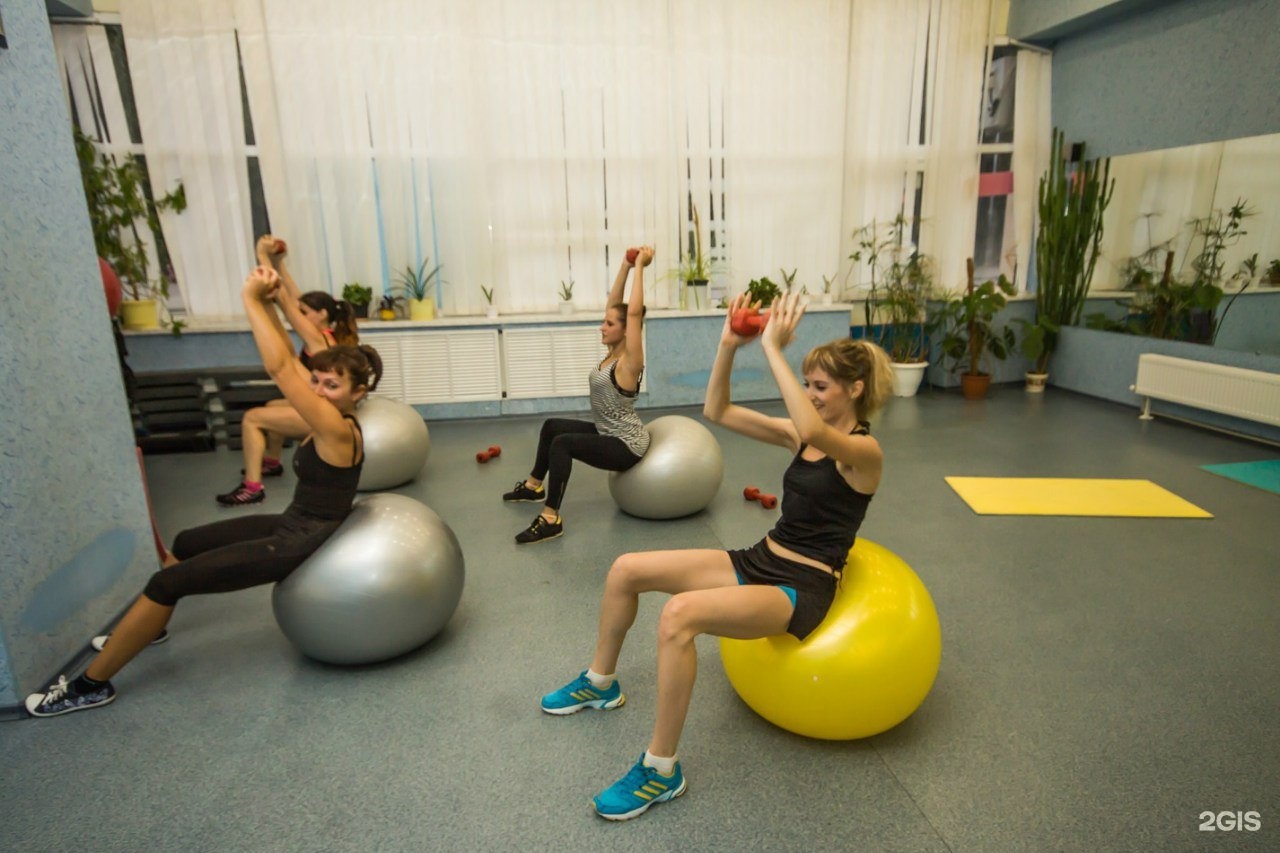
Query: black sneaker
[[243, 459, 285, 477], [216, 481, 265, 506], [516, 514, 563, 544], [90, 629, 170, 653], [503, 481, 546, 502], [25, 675, 116, 718]]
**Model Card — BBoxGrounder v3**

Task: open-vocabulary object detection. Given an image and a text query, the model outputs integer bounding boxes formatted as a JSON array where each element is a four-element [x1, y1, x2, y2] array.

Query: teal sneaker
[[540, 671, 625, 716], [592, 754, 687, 821]]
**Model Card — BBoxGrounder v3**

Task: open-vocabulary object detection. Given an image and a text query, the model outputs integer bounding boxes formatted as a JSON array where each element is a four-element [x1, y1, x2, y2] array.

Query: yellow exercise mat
[[945, 477, 1213, 518]]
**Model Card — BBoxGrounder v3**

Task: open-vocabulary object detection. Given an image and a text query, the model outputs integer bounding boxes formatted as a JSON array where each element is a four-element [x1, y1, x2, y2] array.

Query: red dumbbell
[[743, 486, 761, 501], [626, 247, 639, 264], [730, 308, 771, 338], [476, 445, 502, 463], [758, 493, 778, 510], [743, 486, 778, 509], [273, 238, 288, 255]]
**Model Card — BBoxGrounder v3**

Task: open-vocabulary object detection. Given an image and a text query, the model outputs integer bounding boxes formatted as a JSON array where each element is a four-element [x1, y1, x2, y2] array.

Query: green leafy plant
[[1032, 128, 1114, 373], [852, 217, 932, 364], [676, 203, 721, 285], [378, 292, 404, 318], [558, 279, 575, 301], [481, 285, 495, 305], [395, 258, 442, 301], [1104, 199, 1256, 344], [1265, 258, 1280, 285], [745, 276, 783, 307], [74, 128, 186, 309], [929, 273, 1016, 376], [342, 282, 373, 307]]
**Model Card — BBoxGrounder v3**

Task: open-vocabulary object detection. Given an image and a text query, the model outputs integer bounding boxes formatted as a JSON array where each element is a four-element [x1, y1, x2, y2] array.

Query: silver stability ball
[[608, 415, 723, 519], [356, 395, 430, 490], [272, 493, 464, 665]]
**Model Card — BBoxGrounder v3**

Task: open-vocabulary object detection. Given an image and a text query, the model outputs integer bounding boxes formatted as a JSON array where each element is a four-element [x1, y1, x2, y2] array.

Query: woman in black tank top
[[26, 266, 382, 719], [217, 235, 361, 507], [540, 292, 894, 820]]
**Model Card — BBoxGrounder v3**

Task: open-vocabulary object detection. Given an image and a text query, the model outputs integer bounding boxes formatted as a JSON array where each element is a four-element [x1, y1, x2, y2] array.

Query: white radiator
[[1132, 353, 1280, 426], [371, 330, 503, 404], [504, 326, 646, 399]]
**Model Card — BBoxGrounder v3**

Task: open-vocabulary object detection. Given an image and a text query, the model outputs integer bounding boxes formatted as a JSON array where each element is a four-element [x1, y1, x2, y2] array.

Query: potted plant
[[396, 258, 442, 321], [819, 274, 839, 305], [1029, 128, 1114, 387], [676, 203, 720, 309], [745, 275, 783, 307], [558, 279, 575, 315], [377, 292, 404, 321], [852, 217, 932, 396], [342, 282, 373, 319], [929, 261, 1016, 400], [481, 285, 498, 319], [74, 129, 186, 330], [1264, 258, 1280, 287]]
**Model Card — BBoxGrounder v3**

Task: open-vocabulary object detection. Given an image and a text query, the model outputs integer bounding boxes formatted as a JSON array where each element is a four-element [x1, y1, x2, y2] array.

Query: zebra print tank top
[[589, 359, 650, 457]]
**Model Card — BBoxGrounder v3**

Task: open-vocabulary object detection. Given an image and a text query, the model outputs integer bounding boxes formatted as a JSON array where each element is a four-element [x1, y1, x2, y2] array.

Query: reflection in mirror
[[1087, 131, 1279, 355]]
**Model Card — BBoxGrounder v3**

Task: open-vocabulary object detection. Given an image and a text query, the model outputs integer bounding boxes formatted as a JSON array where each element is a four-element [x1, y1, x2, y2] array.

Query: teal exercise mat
[[1200, 460, 1280, 496]]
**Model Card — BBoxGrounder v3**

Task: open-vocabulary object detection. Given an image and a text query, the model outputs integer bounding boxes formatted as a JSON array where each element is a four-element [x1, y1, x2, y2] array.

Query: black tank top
[[287, 415, 363, 521], [298, 328, 338, 371], [766, 424, 873, 572]]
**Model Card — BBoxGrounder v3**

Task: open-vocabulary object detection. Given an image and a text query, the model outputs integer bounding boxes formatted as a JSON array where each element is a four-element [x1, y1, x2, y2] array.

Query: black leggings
[[142, 512, 342, 606], [530, 418, 642, 511]]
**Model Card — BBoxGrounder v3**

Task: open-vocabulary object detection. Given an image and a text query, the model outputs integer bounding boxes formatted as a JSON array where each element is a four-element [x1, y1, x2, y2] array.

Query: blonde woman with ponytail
[[539, 291, 893, 821]]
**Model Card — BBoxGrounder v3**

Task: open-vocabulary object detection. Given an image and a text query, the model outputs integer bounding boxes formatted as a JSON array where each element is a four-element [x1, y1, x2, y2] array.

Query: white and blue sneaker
[[593, 754, 687, 821], [540, 671, 625, 715], [25, 675, 116, 718]]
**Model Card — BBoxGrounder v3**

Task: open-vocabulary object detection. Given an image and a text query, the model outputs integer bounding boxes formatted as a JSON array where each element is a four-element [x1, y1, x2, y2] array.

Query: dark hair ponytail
[[300, 291, 360, 346], [308, 344, 383, 392]]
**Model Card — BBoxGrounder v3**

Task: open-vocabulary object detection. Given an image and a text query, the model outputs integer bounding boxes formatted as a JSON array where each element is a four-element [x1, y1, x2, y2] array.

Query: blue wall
[[1011, 0, 1280, 157], [0, 0, 157, 709]]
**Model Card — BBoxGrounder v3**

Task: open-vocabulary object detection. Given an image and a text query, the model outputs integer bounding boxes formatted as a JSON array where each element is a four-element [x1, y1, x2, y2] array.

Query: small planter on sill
[[120, 299, 161, 330], [409, 298, 435, 321], [558, 301, 574, 316]]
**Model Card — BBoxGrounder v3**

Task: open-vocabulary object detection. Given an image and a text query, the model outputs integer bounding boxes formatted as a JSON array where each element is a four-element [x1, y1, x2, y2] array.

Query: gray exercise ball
[[608, 415, 724, 519], [272, 493, 464, 665], [356, 395, 430, 490]]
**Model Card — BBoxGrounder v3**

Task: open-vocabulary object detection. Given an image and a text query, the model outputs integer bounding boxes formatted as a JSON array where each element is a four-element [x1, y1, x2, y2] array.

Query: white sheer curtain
[[1010, 46, 1051, 292], [119, 0, 254, 318], [110, 0, 1016, 318]]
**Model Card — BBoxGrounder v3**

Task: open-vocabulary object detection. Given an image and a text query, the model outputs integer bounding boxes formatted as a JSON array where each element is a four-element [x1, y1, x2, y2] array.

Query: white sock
[[585, 668, 614, 689], [643, 750, 677, 775]]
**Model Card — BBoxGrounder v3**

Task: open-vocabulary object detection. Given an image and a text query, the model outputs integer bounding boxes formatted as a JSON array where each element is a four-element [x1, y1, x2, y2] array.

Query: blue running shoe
[[593, 754, 687, 821], [540, 671, 625, 716]]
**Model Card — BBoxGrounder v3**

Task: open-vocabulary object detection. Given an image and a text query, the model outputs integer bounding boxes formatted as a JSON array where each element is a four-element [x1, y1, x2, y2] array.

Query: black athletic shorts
[[727, 538, 838, 641]]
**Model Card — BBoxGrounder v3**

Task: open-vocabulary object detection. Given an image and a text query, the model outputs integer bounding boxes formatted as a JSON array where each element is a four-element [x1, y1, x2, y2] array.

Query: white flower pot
[[891, 361, 928, 397], [558, 301, 574, 315], [486, 306, 499, 319]]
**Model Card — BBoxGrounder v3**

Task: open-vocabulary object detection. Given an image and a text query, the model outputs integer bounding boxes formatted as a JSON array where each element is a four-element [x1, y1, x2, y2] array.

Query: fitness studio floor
[[3, 388, 1277, 852]]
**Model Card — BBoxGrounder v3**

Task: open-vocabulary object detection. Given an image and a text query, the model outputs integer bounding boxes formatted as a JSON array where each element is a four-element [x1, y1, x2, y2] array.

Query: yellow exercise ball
[[719, 538, 941, 740]]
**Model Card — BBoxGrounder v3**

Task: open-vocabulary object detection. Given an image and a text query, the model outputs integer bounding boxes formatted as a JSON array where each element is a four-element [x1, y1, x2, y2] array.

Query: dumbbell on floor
[[476, 445, 502, 463], [743, 486, 778, 510]]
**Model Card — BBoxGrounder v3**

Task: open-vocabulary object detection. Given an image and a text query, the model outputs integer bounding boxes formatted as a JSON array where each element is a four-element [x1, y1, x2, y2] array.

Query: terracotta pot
[[959, 372, 991, 400], [1025, 372, 1049, 393]]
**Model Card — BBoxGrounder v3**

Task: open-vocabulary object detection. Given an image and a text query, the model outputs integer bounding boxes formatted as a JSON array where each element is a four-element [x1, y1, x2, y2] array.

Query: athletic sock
[[585, 668, 615, 689], [263, 456, 281, 467], [643, 750, 677, 775], [243, 481, 264, 492], [73, 673, 107, 692]]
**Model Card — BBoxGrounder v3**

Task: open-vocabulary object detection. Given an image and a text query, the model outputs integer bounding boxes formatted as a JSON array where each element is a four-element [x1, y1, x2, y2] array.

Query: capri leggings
[[530, 418, 642, 511], [142, 512, 342, 606]]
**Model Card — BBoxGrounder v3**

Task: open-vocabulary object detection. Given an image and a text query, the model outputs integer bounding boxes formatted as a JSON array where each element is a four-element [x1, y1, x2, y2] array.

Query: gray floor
[[2, 388, 1277, 852]]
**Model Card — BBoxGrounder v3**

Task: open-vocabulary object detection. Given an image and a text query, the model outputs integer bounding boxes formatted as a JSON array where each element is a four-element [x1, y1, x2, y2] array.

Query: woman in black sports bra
[[26, 266, 382, 718], [540, 291, 894, 820]]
